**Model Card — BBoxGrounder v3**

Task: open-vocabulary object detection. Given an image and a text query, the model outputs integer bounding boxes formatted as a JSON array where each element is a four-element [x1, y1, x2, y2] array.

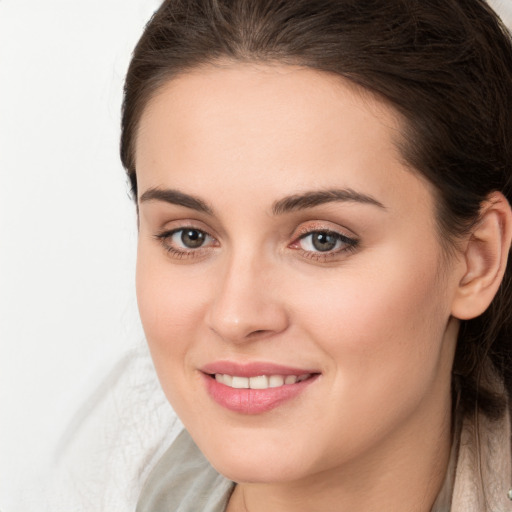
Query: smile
[[214, 373, 313, 389], [201, 363, 320, 414]]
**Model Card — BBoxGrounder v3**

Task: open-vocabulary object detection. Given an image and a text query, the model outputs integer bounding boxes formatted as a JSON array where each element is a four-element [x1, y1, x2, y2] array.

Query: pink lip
[[200, 361, 320, 415]]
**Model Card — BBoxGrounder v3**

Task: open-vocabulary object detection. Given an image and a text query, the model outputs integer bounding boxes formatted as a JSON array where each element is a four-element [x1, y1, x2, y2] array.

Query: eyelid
[[291, 220, 358, 240], [154, 217, 220, 241]]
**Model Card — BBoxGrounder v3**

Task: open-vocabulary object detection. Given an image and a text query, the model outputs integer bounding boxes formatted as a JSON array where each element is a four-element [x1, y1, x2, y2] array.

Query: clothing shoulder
[[137, 428, 234, 512]]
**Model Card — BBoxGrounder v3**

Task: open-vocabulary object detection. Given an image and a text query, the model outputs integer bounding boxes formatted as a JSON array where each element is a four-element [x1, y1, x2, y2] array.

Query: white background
[[1, 0, 511, 506], [0, 0, 161, 502]]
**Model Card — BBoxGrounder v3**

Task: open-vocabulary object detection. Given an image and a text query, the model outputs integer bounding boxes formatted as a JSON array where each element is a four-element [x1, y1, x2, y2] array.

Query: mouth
[[200, 362, 320, 414]]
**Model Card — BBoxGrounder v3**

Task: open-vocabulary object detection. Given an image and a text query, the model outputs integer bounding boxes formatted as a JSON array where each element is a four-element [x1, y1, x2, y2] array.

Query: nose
[[205, 252, 290, 343]]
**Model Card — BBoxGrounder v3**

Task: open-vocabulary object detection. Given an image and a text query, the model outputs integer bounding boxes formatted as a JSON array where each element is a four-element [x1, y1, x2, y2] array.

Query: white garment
[[13, 346, 181, 512]]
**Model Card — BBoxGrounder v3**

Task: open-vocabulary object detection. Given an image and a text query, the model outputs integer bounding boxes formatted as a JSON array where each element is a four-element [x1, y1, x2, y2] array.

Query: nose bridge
[[206, 246, 288, 342]]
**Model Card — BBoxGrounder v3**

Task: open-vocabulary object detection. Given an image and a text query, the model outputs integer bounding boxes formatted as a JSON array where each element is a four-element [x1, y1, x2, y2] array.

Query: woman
[[120, 0, 512, 510]]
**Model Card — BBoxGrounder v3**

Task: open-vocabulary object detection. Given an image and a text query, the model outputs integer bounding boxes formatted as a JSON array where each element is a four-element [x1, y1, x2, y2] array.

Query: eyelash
[[154, 226, 359, 261]]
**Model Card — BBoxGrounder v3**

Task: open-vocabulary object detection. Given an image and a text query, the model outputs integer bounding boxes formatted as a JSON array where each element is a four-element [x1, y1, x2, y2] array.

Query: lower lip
[[202, 373, 319, 414]]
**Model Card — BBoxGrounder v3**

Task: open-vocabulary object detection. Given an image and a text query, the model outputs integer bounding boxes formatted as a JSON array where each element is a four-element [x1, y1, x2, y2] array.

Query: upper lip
[[200, 361, 319, 377]]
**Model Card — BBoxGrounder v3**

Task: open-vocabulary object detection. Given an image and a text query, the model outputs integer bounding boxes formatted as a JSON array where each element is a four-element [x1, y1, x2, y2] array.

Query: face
[[135, 63, 460, 484]]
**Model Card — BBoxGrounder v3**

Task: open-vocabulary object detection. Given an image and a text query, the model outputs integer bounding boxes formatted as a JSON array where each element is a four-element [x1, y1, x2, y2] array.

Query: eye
[[299, 231, 344, 252], [155, 227, 217, 258], [173, 228, 209, 249], [291, 229, 358, 259]]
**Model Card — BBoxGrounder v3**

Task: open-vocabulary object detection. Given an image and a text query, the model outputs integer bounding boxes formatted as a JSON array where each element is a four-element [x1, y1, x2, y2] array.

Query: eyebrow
[[139, 187, 214, 215], [272, 189, 385, 215], [138, 187, 385, 216]]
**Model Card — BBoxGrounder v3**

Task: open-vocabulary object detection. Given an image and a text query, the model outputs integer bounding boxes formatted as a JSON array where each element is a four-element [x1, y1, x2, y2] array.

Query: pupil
[[181, 229, 205, 248], [312, 233, 337, 252]]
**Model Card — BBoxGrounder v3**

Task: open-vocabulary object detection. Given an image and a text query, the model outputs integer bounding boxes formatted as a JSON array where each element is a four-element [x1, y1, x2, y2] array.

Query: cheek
[[135, 249, 215, 425], [135, 245, 205, 378], [292, 244, 450, 399], [279, 247, 454, 464]]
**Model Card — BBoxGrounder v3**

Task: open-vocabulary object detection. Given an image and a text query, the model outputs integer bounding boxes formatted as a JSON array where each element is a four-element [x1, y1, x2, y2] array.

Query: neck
[[227, 387, 453, 512]]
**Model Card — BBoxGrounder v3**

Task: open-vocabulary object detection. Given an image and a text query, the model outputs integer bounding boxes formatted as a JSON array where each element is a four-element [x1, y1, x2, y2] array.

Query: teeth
[[214, 373, 312, 389], [232, 376, 249, 389], [249, 375, 269, 389], [269, 375, 284, 388]]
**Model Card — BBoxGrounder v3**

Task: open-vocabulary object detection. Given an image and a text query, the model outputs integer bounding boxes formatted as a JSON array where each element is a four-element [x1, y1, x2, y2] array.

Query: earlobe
[[451, 192, 512, 320]]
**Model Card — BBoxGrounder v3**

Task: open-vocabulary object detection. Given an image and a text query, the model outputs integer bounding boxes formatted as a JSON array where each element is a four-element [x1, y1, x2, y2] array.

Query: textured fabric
[[136, 429, 234, 512], [16, 346, 183, 512], [450, 375, 512, 512]]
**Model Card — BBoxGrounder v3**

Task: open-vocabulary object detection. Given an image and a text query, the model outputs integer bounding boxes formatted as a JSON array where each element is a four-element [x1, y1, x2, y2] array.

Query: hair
[[120, 0, 512, 420]]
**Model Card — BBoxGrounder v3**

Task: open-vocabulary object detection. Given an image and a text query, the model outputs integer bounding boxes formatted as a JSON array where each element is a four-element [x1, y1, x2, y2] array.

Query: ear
[[451, 191, 512, 320]]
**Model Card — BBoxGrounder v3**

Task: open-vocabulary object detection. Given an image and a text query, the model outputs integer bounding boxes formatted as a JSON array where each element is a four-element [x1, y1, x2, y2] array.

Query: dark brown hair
[[120, 0, 512, 419]]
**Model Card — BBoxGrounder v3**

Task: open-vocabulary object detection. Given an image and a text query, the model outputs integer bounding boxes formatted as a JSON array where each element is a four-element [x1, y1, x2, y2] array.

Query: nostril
[[245, 329, 273, 340]]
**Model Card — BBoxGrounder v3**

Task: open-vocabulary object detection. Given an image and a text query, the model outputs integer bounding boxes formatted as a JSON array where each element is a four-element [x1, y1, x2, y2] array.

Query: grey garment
[[136, 429, 234, 512], [136, 426, 458, 512]]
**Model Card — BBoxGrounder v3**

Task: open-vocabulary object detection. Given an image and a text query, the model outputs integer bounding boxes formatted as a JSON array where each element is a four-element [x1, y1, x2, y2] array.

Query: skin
[[134, 63, 475, 511]]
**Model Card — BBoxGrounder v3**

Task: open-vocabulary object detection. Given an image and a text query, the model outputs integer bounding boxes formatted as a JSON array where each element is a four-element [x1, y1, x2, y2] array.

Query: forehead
[[136, 63, 403, 162], [139, 62, 400, 124], [135, 62, 432, 216]]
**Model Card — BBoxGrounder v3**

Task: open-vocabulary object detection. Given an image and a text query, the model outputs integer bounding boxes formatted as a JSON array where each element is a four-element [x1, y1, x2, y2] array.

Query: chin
[[198, 438, 314, 484], [212, 458, 304, 484]]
